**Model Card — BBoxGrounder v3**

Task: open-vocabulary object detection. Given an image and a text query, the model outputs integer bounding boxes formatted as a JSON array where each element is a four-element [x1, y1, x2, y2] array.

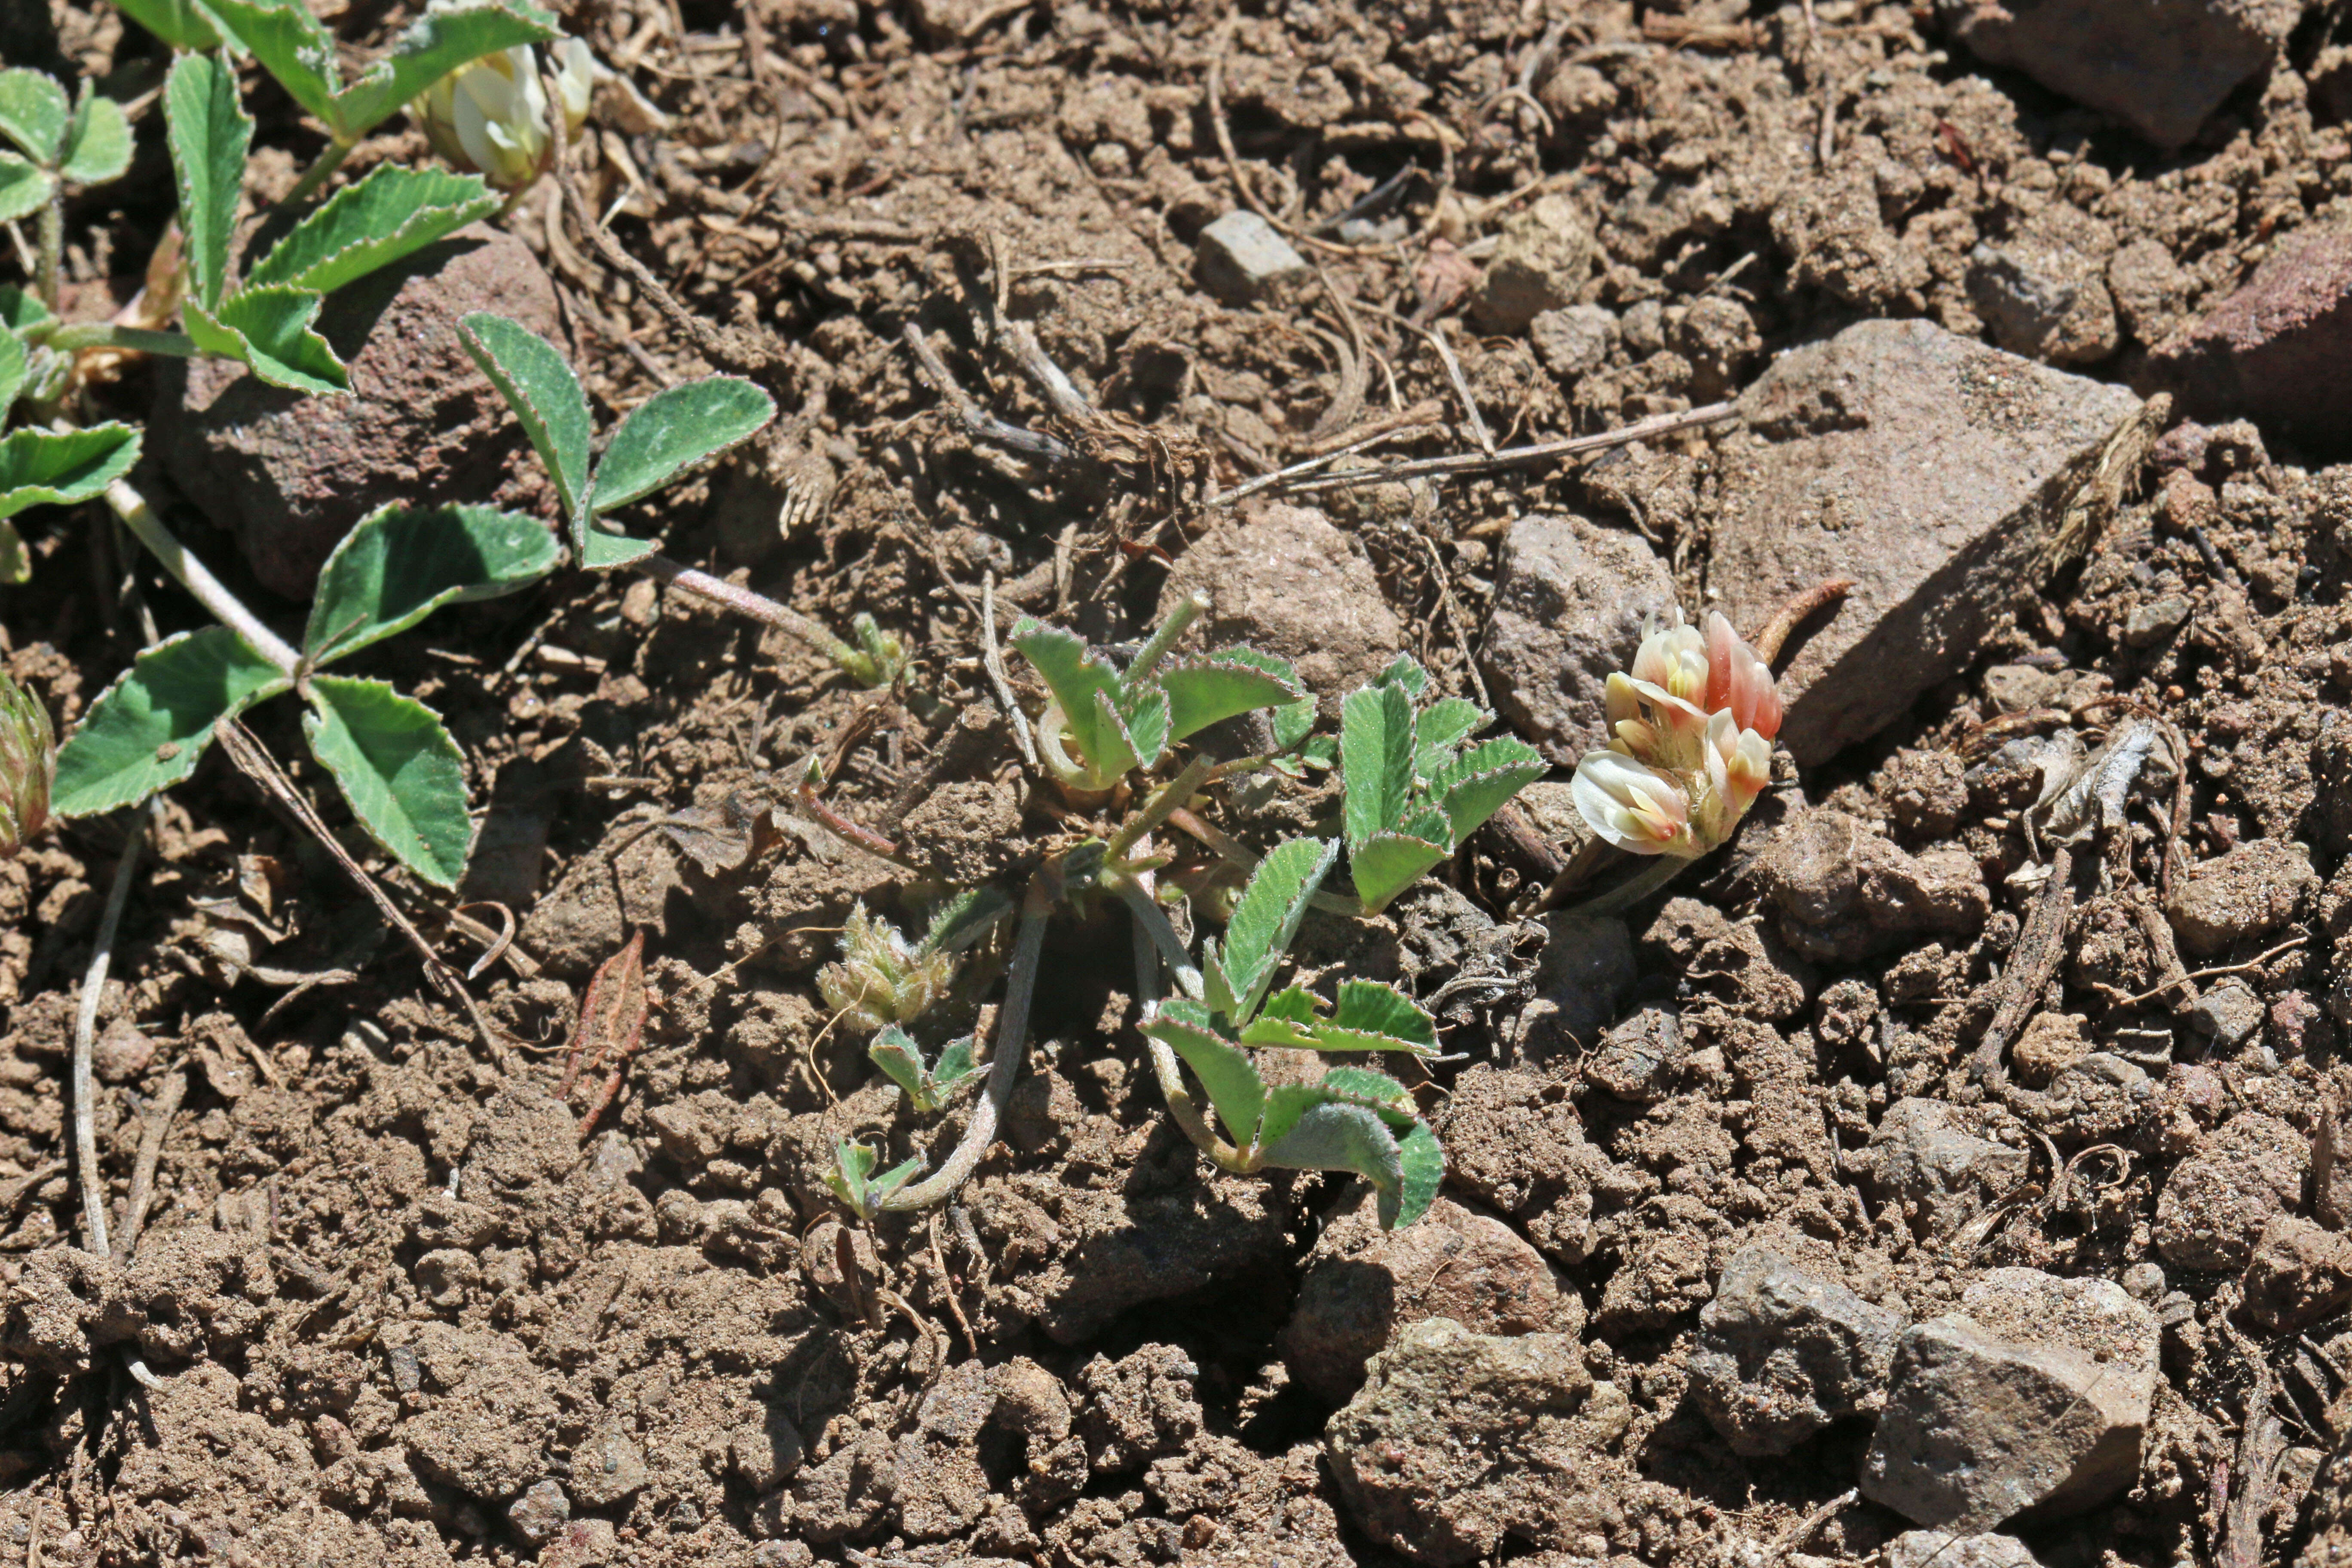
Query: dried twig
[[981, 573, 1040, 772], [112, 1070, 185, 1267], [2221, 1334, 2285, 1568], [1763, 1487, 1855, 1568], [71, 807, 151, 1257], [1972, 843, 2072, 1084], [1278, 401, 1736, 495], [899, 322, 1076, 466], [1749, 576, 1856, 667]]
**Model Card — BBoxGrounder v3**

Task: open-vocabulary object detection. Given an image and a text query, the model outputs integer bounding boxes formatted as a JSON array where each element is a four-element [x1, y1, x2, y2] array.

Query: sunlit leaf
[[0, 70, 68, 164], [52, 628, 289, 817], [305, 503, 560, 666], [590, 375, 775, 513], [58, 89, 131, 185], [1161, 649, 1305, 742], [0, 423, 141, 520], [247, 164, 498, 295], [1341, 680, 1415, 851], [328, 0, 558, 142], [1347, 830, 1448, 918], [0, 155, 50, 226], [302, 676, 473, 888], [1142, 998, 1263, 1149], [458, 312, 592, 536], [202, 0, 340, 129], [1218, 836, 1337, 1026], [163, 52, 251, 311]]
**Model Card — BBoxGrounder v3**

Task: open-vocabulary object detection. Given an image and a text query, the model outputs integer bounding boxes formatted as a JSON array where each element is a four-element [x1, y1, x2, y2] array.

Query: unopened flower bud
[[0, 672, 52, 858], [412, 26, 597, 191], [816, 902, 957, 1036]]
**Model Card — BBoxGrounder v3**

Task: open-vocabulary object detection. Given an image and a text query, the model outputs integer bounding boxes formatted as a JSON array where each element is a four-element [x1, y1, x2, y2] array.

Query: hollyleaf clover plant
[[867, 1026, 978, 1115], [52, 503, 560, 887]]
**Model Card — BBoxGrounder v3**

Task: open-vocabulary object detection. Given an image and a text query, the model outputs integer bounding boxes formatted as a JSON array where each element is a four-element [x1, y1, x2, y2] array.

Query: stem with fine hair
[[73, 804, 152, 1257], [883, 872, 1052, 1212], [1109, 875, 1203, 1001], [1127, 591, 1207, 684], [278, 138, 354, 210], [635, 554, 857, 667], [1126, 904, 1227, 1159], [46, 324, 202, 358], [36, 190, 61, 312], [1105, 753, 1216, 864], [105, 480, 301, 674]]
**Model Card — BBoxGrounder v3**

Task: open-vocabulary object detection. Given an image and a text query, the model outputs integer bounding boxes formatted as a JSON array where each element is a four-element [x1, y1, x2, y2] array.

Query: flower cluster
[[0, 672, 50, 859], [1571, 608, 1781, 858], [816, 902, 959, 1036], [412, 18, 596, 190]]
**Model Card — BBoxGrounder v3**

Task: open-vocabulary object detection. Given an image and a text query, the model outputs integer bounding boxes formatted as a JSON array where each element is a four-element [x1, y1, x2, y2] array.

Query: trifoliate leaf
[[1322, 979, 1439, 1055], [52, 627, 290, 818], [248, 164, 498, 295], [1340, 680, 1415, 851], [1011, 619, 1130, 782], [1219, 836, 1338, 1026]]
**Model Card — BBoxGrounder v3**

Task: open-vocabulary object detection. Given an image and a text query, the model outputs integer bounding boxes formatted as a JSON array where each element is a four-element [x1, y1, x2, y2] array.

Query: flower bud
[[816, 902, 957, 1036], [412, 25, 597, 191], [0, 672, 52, 858]]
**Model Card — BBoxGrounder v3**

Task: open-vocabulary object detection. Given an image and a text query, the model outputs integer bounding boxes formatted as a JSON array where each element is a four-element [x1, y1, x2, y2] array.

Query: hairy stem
[[1166, 806, 1364, 916], [1127, 591, 1208, 685], [1566, 853, 1688, 919], [1123, 889, 1236, 1163], [46, 324, 203, 358], [1109, 875, 1204, 1001], [106, 480, 301, 674], [73, 805, 151, 1257], [883, 875, 1052, 1212], [36, 189, 62, 313], [279, 137, 355, 210], [637, 555, 858, 666], [1106, 753, 1215, 865]]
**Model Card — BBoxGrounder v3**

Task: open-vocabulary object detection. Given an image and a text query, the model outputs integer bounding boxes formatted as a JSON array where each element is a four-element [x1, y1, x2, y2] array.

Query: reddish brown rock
[[2242, 1216, 2352, 1332], [2149, 229, 2352, 456], [153, 224, 561, 599]]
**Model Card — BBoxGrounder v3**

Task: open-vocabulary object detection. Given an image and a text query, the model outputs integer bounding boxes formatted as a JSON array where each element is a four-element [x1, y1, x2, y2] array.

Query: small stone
[[1519, 912, 1637, 1058], [544, 1519, 619, 1568], [1281, 1191, 1574, 1404], [1529, 305, 1617, 382], [1470, 194, 1596, 334], [2123, 594, 2193, 648], [1671, 295, 1762, 400], [729, 1415, 806, 1491], [1476, 511, 1676, 766], [90, 1020, 155, 1084], [1936, 0, 2300, 150], [2242, 1216, 2352, 1332], [1966, 239, 2118, 365], [1709, 319, 2142, 764], [2121, 1262, 2166, 1302], [2151, 228, 2352, 454], [1755, 809, 1990, 963], [567, 1423, 647, 1508], [2011, 1013, 2089, 1087], [1073, 1344, 1201, 1473], [1886, 1530, 2044, 1568], [507, 1480, 570, 1546], [2190, 979, 2266, 1048], [1584, 1005, 1687, 1102], [1862, 1269, 2158, 1530], [1689, 1245, 1906, 1456], [1194, 211, 1308, 305], [2164, 838, 2317, 957], [2109, 238, 2196, 347], [1862, 1099, 2030, 1244], [1878, 750, 1969, 839], [2154, 1112, 2306, 1271]]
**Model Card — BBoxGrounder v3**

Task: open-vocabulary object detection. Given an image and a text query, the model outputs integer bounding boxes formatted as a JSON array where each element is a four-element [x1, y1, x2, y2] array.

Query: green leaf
[[305, 503, 560, 666], [0, 70, 68, 164], [202, 0, 341, 129], [1219, 836, 1338, 1026], [867, 1026, 934, 1110], [1011, 619, 1130, 781], [1272, 695, 1317, 753], [58, 89, 131, 186], [932, 1037, 977, 1092], [1259, 1100, 1404, 1210], [1341, 681, 1415, 851], [579, 528, 657, 571], [1315, 1064, 1420, 1119], [1322, 980, 1439, 1055], [302, 676, 474, 888], [590, 376, 776, 514], [1142, 998, 1264, 1149], [1119, 685, 1170, 773], [922, 885, 1014, 954], [458, 312, 591, 535], [0, 423, 141, 520], [1377, 653, 1430, 698], [1391, 1121, 1443, 1227], [248, 164, 498, 295], [1413, 696, 1485, 776], [0, 285, 50, 334], [1160, 649, 1305, 743], [187, 287, 347, 393], [164, 55, 251, 312], [0, 155, 51, 225], [1348, 830, 1448, 917], [52, 627, 290, 817], [327, 0, 559, 144], [1433, 738, 1546, 846], [111, 0, 228, 50], [0, 328, 26, 420]]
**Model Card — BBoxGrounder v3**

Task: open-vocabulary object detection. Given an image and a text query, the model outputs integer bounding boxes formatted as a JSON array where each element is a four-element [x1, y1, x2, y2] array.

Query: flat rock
[[1862, 1268, 2158, 1530], [2155, 1111, 2306, 1271], [1888, 1530, 2045, 1568], [1477, 511, 1676, 766], [2164, 837, 2316, 957], [1159, 500, 1404, 720], [153, 225, 561, 599], [2152, 229, 2352, 453], [1196, 210, 1308, 304], [1281, 1191, 1577, 1404], [1708, 319, 2141, 764], [1471, 194, 1597, 334], [1936, 0, 2303, 151], [1689, 1244, 1906, 1455], [1324, 1318, 1634, 1567]]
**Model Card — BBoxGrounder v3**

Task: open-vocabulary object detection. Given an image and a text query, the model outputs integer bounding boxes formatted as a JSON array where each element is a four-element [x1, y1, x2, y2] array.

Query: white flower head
[[413, 28, 601, 190], [1571, 750, 1695, 858]]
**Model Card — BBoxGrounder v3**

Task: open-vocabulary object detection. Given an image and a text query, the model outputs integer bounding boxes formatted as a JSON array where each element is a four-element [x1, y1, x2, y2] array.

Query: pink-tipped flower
[[1571, 750, 1695, 857], [0, 672, 51, 858], [1700, 710, 1775, 829], [1704, 611, 1781, 741]]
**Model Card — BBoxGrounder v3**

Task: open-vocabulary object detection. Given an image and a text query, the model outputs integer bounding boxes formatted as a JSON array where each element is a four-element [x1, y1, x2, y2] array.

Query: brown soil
[[8, 0, 2352, 1565]]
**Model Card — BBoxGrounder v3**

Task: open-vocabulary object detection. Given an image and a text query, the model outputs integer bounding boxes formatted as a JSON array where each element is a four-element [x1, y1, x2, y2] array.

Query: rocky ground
[[8, 0, 2352, 1564]]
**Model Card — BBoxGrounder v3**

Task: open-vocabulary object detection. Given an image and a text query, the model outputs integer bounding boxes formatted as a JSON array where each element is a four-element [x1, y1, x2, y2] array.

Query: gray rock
[[2150, 226, 2352, 453], [2123, 593, 2192, 647], [1520, 911, 1638, 1057], [1887, 1529, 2044, 1568], [1585, 1005, 1687, 1102], [2121, 1262, 2167, 1301], [1689, 1246, 1906, 1455], [1195, 210, 1308, 305], [1470, 195, 1596, 334], [1862, 1099, 2030, 1243], [2242, 1215, 2352, 1332], [1862, 1269, 2159, 1530], [1709, 319, 2142, 764], [1281, 1191, 1576, 1404], [1477, 512, 1676, 766], [1755, 808, 1991, 963], [2155, 1111, 2306, 1271], [2191, 978, 2266, 1047], [1530, 304, 1617, 382], [508, 1480, 570, 1545], [568, 1423, 648, 1508], [1324, 1318, 1626, 1567], [1936, 0, 2303, 151], [1967, 238, 2118, 365]]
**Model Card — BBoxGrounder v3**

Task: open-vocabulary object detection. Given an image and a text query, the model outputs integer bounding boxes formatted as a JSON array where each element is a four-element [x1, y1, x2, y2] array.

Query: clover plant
[[816, 902, 960, 1036], [825, 1138, 923, 1223], [867, 1026, 978, 1115], [52, 503, 560, 886], [1339, 655, 1544, 913]]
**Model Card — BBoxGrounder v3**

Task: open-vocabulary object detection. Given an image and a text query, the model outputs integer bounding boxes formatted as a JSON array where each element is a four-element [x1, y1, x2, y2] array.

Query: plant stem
[[72, 804, 150, 1258], [1105, 753, 1215, 865], [106, 480, 301, 675], [1166, 806, 1364, 916], [1109, 876, 1204, 1001], [637, 554, 858, 667], [883, 873, 1052, 1213], [46, 323, 203, 358], [1128, 590, 1207, 684], [1566, 853, 1688, 919], [1127, 910, 1228, 1159], [36, 189, 62, 313], [279, 137, 355, 209]]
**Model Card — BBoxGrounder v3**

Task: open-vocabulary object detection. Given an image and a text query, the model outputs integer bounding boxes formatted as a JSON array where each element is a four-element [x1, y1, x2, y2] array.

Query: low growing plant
[[0, 669, 52, 858], [825, 1138, 924, 1223], [866, 1026, 977, 1115], [815, 901, 960, 1036]]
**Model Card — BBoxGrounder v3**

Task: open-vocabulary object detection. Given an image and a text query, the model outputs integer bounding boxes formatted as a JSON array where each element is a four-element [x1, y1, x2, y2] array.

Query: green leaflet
[[0, 286, 49, 334], [326, 0, 559, 142], [246, 165, 499, 295], [0, 423, 141, 520], [164, 53, 251, 312], [0, 520, 25, 585], [1434, 738, 1547, 845], [201, 0, 340, 129], [868, 1026, 979, 1114], [1214, 836, 1337, 1026], [579, 527, 657, 571], [58, 89, 131, 186], [1347, 830, 1448, 917], [458, 313, 592, 536], [1324, 980, 1439, 1055], [591, 376, 776, 513], [826, 1139, 924, 1221], [302, 676, 473, 888], [110, 0, 228, 51], [304, 503, 560, 666], [0, 70, 67, 164], [1159, 649, 1304, 742], [51, 628, 290, 818], [1392, 1122, 1444, 1230], [189, 286, 346, 394], [1413, 696, 1485, 776], [1340, 680, 1415, 852], [1011, 619, 1128, 778], [1259, 1100, 1403, 1205], [0, 155, 49, 226], [1143, 998, 1265, 1149], [0, 330, 27, 422]]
